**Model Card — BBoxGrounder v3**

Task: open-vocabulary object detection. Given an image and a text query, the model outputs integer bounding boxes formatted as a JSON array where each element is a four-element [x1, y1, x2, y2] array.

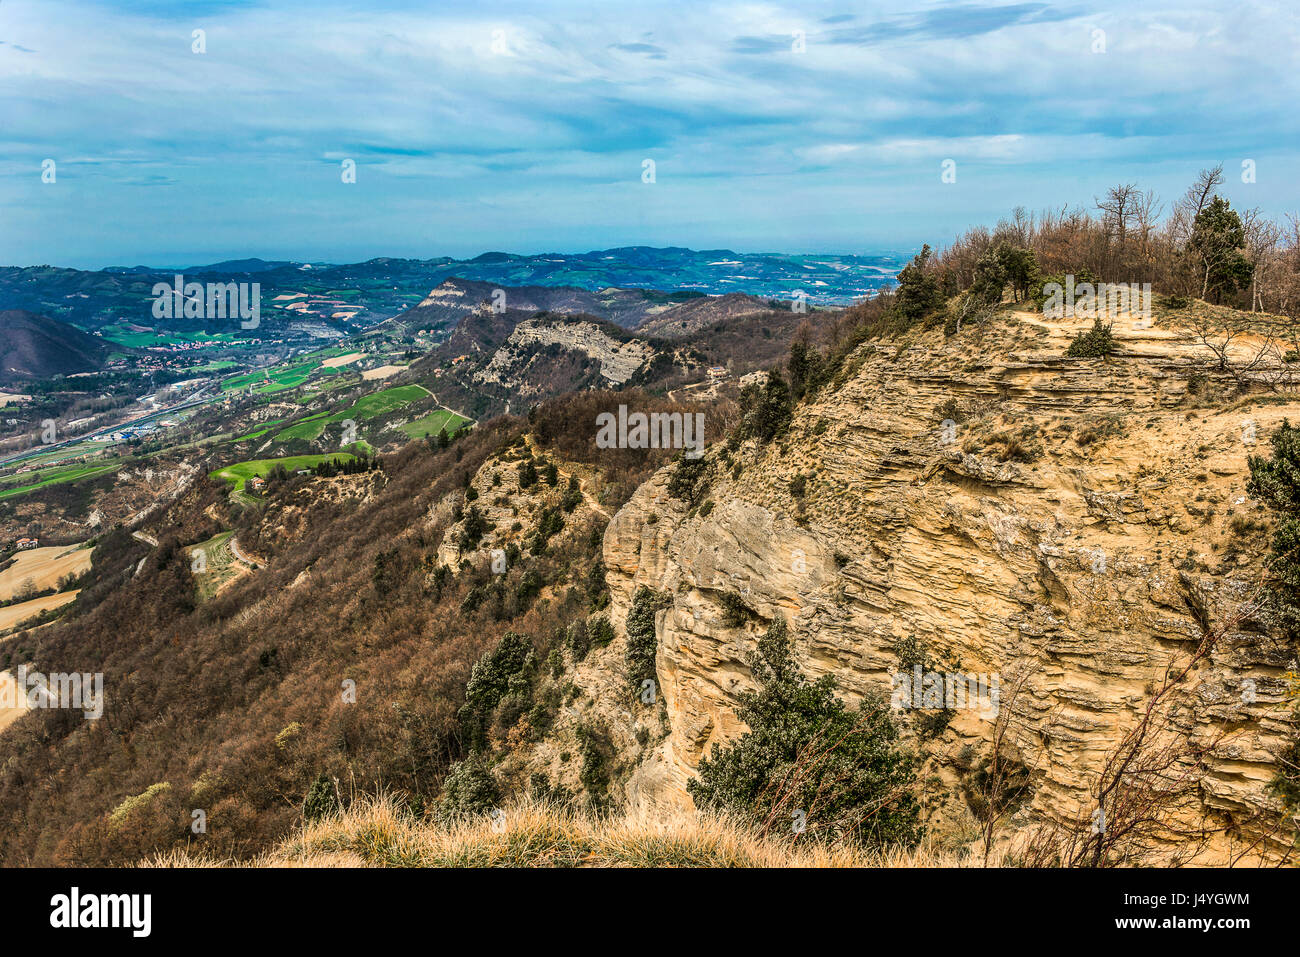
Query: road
[[0, 388, 216, 469], [227, 536, 259, 568]]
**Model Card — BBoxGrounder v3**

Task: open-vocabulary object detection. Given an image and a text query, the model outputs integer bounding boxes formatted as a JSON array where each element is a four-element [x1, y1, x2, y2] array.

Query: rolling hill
[[0, 309, 113, 382]]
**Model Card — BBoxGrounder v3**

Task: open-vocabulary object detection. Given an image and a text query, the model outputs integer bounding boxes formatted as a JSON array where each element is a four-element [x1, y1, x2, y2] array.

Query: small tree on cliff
[[1247, 419, 1300, 642], [688, 617, 922, 848]]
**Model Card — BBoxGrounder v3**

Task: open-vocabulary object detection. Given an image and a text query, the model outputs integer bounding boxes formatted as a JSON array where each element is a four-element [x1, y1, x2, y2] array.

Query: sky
[[1, 0, 1297, 268]]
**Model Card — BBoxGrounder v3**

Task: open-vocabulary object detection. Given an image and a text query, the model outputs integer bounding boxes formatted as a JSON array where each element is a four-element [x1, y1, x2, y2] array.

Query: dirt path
[[667, 379, 714, 403], [228, 537, 260, 568], [131, 531, 159, 548]]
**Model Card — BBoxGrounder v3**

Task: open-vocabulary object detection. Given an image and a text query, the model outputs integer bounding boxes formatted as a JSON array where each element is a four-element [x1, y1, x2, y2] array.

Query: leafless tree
[[1018, 581, 1265, 867]]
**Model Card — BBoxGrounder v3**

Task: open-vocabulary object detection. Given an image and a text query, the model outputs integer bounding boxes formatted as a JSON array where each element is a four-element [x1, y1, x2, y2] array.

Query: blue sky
[[1, 0, 1297, 268]]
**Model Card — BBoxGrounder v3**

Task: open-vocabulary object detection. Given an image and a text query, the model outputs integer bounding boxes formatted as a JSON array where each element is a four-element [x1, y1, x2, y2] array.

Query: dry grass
[[145, 795, 1002, 868]]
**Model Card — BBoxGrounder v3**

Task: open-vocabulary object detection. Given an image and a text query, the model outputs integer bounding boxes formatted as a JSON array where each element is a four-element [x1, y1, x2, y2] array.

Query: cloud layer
[[1, 0, 1296, 267]]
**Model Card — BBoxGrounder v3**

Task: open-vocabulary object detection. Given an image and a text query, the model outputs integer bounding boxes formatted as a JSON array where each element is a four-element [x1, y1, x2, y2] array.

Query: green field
[[231, 419, 284, 442], [220, 346, 366, 397], [273, 385, 431, 442], [222, 361, 324, 394], [0, 464, 119, 500], [209, 454, 357, 491], [101, 325, 239, 348], [399, 409, 472, 440]]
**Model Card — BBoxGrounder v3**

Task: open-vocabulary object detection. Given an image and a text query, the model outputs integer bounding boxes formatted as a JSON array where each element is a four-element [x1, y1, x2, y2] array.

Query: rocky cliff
[[595, 308, 1298, 863]]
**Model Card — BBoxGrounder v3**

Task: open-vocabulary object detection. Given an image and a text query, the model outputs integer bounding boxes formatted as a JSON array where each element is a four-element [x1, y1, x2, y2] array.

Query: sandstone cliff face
[[599, 312, 1298, 861], [474, 320, 656, 389]]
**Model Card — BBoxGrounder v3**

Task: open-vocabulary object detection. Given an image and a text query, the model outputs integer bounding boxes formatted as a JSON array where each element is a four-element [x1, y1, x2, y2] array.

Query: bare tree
[[1241, 209, 1283, 313], [1169, 164, 1226, 245], [1019, 581, 1264, 866]]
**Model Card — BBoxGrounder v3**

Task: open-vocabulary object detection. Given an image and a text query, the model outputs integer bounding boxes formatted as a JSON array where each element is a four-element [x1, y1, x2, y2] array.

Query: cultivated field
[[190, 531, 245, 601], [0, 590, 79, 633], [0, 544, 93, 601], [273, 385, 430, 442], [0, 669, 27, 734], [321, 352, 363, 368]]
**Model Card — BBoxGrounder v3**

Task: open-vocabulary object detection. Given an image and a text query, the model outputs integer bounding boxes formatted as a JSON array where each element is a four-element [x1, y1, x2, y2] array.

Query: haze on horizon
[[1, 0, 1297, 270]]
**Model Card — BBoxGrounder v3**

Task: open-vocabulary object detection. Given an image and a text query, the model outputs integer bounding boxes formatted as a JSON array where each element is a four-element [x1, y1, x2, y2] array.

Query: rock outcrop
[[598, 312, 1298, 862]]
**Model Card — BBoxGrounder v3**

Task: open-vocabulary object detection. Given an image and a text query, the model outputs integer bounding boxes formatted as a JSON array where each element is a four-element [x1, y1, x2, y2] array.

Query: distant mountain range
[[2, 247, 903, 338]]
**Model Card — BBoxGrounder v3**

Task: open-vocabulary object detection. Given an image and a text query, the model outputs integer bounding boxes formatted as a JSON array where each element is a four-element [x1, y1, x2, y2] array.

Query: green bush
[[302, 772, 338, 822], [576, 721, 614, 803], [459, 631, 534, 748], [688, 617, 921, 848], [1245, 421, 1300, 824], [1247, 420, 1300, 642], [719, 591, 756, 627], [1065, 319, 1116, 358], [667, 455, 709, 504], [457, 504, 491, 550], [625, 586, 669, 697], [436, 754, 500, 822], [587, 615, 615, 649], [739, 369, 793, 444]]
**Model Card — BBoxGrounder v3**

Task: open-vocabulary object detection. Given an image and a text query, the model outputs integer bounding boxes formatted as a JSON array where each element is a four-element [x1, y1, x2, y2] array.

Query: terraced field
[[189, 531, 244, 601]]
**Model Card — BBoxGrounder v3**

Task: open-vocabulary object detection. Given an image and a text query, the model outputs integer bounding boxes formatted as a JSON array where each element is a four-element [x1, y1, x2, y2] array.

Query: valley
[[2, 226, 1300, 871]]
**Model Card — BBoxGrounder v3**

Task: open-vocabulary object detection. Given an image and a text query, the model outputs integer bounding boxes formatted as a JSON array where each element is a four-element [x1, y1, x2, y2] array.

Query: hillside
[[635, 292, 777, 338], [0, 310, 112, 382], [3, 283, 1300, 868]]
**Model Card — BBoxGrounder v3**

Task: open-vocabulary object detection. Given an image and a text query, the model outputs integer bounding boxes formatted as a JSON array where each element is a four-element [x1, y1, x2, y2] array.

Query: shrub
[[739, 369, 794, 444], [688, 618, 921, 848], [567, 619, 590, 662], [719, 591, 756, 627], [457, 504, 491, 551], [1247, 420, 1300, 642], [587, 615, 615, 649], [1065, 319, 1116, 358], [576, 721, 614, 802], [667, 456, 709, 504], [625, 586, 669, 697], [436, 754, 500, 822], [459, 631, 534, 748], [302, 773, 338, 822]]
